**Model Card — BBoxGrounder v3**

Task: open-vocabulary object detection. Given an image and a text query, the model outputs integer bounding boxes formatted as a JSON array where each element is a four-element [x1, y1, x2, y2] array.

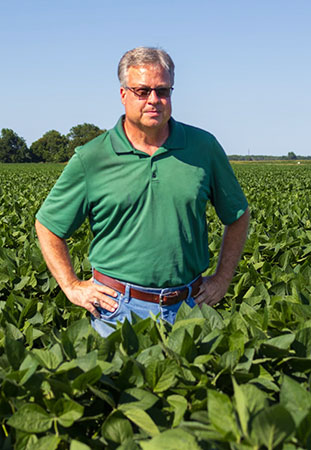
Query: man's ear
[[120, 87, 126, 105]]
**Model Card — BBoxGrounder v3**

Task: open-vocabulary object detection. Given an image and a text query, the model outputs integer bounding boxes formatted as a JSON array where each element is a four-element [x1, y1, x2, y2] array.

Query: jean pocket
[[97, 292, 123, 320]]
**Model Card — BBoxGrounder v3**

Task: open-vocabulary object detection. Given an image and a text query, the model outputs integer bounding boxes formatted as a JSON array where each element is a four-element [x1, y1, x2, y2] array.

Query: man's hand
[[193, 275, 229, 307], [64, 278, 119, 319]]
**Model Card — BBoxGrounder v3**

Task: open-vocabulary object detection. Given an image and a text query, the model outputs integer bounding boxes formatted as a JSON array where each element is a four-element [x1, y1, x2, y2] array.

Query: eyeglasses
[[125, 86, 174, 99]]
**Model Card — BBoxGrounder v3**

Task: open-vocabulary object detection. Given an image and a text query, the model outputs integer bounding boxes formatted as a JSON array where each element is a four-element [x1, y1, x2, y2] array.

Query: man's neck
[[123, 118, 170, 156]]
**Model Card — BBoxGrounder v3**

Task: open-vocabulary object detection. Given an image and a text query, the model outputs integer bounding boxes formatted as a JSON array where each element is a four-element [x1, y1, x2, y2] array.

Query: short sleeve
[[209, 138, 248, 225], [36, 153, 89, 238]]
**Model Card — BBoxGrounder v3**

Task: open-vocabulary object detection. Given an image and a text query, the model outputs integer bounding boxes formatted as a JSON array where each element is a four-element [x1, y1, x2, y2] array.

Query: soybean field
[[1, 162, 311, 449]]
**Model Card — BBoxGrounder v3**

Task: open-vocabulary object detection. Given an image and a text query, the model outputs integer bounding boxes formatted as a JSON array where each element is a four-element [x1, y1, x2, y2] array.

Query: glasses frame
[[125, 86, 174, 99]]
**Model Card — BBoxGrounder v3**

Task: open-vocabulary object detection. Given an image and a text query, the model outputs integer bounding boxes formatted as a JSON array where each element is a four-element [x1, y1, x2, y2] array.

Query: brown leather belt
[[93, 269, 202, 306]]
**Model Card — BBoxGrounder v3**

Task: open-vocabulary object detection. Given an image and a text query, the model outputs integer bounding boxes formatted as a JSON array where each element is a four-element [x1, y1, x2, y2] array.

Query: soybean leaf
[[7, 404, 52, 433], [118, 388, 159, 411], [200, 304, 224, 330], [75, 350, 98, 371], [265, 333, 295, 349], [167, 394, 188, 427], [101, 411, 133, 444], [32, 435, 61, 450], [208, 389, 240, 440], [14, 276, 30, 291], [293, 327, 311, 357], [122, 408, 159, 436], [88, 385, 116, 408], [121, 319, 139, 355], [63, 318, 90, 345], [70, 440, 91, 450], [117, 359, 144, 390], [198, 329, 224, 355], [72, 365, 102, 390], [235, 348, 255, 373], [232, 378, 249, 436], [167, 328, 196, 362], [53, 398, 84, 427], [251, 405, 295, 449], [297, 410, 311, 447], [219, 349, 240, 371], [280, 375, 311, 426], [172, 318, 205, 332], [5, 336, 25, 370], [32, 343, 63, 370], [174, 301, 195, 321], [140, 428, 201, 450], [19, 353, 39, 385], [145, 359, 179, 393], [136, 344, 163, 366], [237, 383, 268, 416], [61, 318, 90, 358], [262, 333, 295, 358], [70, 440, 92, 450], [14, 432, 38, 450], [116, 438, 140, 450]]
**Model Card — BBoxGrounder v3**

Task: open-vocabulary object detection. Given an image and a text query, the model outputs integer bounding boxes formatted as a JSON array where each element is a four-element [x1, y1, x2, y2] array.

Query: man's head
[[118, 47, 175, 87], [118, 47, 175, 134]]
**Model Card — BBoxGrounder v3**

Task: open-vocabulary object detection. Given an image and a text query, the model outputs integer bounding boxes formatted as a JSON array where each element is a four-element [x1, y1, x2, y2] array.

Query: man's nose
[[147, 89, 161, 103]]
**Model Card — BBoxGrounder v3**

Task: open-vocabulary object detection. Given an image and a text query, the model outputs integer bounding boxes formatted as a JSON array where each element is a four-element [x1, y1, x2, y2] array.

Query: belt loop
[[159, 289, 165, 307], [123, 283, 130, 303], [186, 284, 192, 300]]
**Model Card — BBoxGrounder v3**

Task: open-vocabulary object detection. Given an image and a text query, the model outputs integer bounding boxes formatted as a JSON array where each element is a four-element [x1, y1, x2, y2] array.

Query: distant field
[[1, 163, 311, 448], [231, 159, 311, 165]]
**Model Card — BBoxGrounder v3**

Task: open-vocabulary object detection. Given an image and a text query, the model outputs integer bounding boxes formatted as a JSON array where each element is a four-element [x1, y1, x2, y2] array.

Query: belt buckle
[[159, 292, 165, 306], [159, 290, 180, 306]]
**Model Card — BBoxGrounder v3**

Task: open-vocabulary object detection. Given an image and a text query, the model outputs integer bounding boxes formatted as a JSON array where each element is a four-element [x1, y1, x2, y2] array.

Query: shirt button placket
[[151, 160, 157, 181]]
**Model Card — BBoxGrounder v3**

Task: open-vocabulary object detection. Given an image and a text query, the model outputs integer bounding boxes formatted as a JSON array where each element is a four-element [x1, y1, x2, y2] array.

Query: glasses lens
[[134, 88, 151, 98], [155, 88, 171, 98]]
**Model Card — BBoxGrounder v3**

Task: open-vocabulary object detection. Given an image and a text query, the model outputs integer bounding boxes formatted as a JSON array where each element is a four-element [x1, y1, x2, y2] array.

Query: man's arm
[[194, 207, 250, 307], [35, 220, 118, 318]]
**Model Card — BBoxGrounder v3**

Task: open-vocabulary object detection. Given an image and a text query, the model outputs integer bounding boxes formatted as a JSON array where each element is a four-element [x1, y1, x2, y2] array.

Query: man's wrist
[[60, 275, 81, 296], [213, 269, 233, 287]]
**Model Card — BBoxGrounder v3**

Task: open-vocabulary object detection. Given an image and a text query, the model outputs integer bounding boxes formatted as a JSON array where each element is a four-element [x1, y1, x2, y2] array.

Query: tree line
[[1, 126, 309, 163], [229, 152, 311, 161], [0, 124, 106, 163]]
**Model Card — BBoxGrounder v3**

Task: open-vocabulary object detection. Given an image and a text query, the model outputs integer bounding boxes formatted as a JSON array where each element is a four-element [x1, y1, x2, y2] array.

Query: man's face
[[120, 64, 172, 132]]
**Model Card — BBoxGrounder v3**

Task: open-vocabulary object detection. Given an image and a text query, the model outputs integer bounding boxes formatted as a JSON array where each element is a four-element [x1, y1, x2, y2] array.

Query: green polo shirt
[[36, 116, 248, 287]]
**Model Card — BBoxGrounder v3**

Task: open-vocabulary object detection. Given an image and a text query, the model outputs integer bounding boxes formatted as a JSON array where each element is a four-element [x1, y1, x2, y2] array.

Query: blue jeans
[[91, 276, 198, 338]]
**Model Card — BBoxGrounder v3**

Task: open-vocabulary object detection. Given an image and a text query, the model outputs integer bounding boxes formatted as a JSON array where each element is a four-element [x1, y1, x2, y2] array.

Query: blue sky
[[1, 0, 310, 156]]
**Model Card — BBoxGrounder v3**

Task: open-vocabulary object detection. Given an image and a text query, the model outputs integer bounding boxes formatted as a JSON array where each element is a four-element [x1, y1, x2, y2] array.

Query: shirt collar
[[109, 115, 186, 154]]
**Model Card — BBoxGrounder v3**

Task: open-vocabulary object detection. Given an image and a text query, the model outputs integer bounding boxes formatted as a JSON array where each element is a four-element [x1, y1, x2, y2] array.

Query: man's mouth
[[144, 110, 161, 115]]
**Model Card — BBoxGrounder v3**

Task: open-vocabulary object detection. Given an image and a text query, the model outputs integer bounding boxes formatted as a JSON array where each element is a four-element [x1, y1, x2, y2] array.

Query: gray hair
[[118, 47, 175, 87]]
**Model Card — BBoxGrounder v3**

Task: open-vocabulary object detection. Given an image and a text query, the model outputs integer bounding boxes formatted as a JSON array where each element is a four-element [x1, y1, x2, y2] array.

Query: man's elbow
[[35, 219, 58, 240], [35, 218, 46, 237], [241, 207, 250, 224]]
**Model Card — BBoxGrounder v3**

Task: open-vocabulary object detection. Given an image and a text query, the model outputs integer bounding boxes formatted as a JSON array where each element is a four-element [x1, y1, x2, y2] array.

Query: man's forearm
[[215, 207, 250, 285], [35, 219, 79, 295]]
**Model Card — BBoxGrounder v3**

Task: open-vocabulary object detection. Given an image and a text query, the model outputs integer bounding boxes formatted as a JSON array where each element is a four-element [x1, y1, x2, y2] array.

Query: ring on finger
[[94, 300, 100, 307]]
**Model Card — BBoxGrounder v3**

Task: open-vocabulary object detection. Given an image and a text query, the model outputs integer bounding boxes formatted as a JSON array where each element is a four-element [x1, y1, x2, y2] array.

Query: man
[[35, 47, 249, 337]]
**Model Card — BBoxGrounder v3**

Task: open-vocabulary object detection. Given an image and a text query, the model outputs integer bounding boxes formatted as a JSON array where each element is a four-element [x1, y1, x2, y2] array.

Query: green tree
[[67, 123, 106, 157], [0, 128, 29, 163], [288, 151, 297, 160], [30, 130, 69, 162]]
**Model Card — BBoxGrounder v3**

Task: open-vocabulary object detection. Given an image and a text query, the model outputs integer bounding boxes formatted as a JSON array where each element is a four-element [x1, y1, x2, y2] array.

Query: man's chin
[[141, 116, 168, 129]]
